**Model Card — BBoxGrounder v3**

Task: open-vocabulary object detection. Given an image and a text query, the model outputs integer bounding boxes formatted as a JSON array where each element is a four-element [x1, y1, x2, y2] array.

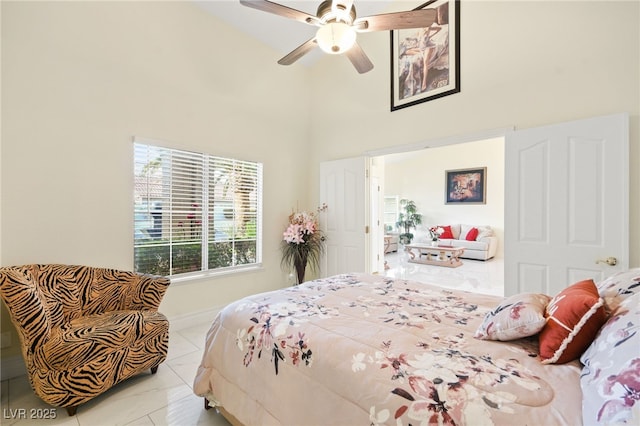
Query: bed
[[194, 271, 640, 425]]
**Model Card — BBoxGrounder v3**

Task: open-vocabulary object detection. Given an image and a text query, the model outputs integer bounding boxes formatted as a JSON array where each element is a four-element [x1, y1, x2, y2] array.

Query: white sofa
[[432, 224, 498, 261]]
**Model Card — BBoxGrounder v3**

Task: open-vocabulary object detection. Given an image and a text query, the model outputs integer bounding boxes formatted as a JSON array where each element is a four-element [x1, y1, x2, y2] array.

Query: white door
[[319, 157, 369, 277], [504, 113, 629, 296]]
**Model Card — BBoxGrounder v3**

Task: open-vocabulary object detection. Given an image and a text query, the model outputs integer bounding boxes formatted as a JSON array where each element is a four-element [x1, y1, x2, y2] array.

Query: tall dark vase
[[294, 252, 308, 285]]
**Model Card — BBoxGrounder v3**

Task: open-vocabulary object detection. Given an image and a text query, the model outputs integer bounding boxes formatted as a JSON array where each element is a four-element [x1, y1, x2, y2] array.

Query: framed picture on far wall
[[390, 0, 460, 111], [445, 167, 486, 204]]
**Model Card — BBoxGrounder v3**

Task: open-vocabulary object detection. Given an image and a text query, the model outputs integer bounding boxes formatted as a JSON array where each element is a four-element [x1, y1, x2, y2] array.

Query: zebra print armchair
[[0, 264, 170, 416]]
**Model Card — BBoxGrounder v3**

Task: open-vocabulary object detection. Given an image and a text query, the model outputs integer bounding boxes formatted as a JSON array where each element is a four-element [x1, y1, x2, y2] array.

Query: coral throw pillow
[[465, 228, 479, 241], [539, 279, 607, 364], [475, 293, 551, 341], [439, 225, 454, 239]]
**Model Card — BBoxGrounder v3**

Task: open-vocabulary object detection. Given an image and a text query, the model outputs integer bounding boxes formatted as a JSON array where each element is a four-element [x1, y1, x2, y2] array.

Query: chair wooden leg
[[151, 366, 159, 374], [66, 406, 78, 416]]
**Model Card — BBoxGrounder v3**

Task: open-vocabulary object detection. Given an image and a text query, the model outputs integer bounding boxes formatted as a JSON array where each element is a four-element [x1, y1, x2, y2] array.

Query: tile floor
[[384, 250, 504, 297], [0, 315, 231, 426], [0, 255, 503, 425]]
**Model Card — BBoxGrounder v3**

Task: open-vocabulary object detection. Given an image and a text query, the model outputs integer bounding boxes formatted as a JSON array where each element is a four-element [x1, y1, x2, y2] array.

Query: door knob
[[596, 257, 618, 266]]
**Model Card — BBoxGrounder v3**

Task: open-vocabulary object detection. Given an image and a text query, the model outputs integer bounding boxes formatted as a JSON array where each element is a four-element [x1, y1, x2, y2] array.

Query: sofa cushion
[[460, 225, 475, 240], [38, 310, 169, 370], [449, 224, 461, 239], [446, 239, 489, 251], [477, 226, 494, 239], [438, 225, 454, 239], [465, 228, 479, 241]]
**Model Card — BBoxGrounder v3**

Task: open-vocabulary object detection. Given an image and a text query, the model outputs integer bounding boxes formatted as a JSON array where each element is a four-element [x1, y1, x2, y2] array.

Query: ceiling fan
[[239, 0, 437, 74]]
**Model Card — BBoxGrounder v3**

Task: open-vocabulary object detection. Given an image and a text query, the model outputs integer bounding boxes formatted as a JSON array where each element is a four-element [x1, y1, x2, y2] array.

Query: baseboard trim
[[1, 355, 26, 381], [168, 307, 222, 332]]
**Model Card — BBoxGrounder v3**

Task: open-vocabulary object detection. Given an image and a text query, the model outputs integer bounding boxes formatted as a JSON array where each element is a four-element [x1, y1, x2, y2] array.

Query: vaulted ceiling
[[195, 1, 395, 65]]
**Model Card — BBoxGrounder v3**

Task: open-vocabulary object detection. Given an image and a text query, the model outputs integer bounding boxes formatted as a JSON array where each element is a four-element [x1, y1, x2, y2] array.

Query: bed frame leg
[[204, 398, 211, 410]]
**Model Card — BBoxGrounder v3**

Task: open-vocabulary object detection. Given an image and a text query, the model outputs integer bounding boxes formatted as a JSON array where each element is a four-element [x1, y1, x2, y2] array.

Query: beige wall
[[0, 1, 313, 362], [308, 0, 639, 267], [384, 137, 505, 257], [1, 1, 639, 367]]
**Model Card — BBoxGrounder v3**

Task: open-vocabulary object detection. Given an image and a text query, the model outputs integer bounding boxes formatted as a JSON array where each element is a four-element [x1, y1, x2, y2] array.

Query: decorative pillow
[[595, 268, 640, 314], [459, 224, 475, 240], [476, 225, 494, 239], [465, 228, 479, 241], [539, 279, 607, 364], [438, 225, 454, 239], [475, 293, 551, 341], [580, 292, 640, 425]]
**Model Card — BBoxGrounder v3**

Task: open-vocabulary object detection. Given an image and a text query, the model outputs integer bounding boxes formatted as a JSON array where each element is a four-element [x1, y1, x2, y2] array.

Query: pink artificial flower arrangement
[[281, 204, 327, 284], [283, 211, 319, 244]]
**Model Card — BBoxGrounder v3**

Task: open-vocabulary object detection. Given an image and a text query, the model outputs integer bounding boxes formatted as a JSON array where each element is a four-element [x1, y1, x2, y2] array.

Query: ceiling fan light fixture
[[316, 22, 356, 54]]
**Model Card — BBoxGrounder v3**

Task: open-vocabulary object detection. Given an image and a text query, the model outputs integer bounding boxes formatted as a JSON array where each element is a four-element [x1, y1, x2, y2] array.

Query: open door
[[505, 113, 629, 296], [319, 157, 369, 277]]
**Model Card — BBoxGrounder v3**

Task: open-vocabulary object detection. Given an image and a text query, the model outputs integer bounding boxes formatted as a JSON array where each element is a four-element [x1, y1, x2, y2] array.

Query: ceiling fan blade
[[277, 38, 318, 66], [240, 0, 321, 26], [354, 9, 437, 32], [345, 42, 374, 74]]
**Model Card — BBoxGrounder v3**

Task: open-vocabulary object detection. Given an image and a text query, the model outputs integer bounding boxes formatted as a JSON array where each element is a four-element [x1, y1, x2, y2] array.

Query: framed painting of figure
[[391, 0, 460, 111]]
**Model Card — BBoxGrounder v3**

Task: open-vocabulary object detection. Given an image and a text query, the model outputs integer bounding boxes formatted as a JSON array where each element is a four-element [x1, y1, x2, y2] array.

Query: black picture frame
[[390, 0, 460, 111], [445, 167, 486, 204]]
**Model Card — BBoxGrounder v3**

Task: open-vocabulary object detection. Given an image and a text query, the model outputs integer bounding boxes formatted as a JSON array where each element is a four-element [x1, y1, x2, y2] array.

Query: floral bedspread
[[194, 273, 582, 425]]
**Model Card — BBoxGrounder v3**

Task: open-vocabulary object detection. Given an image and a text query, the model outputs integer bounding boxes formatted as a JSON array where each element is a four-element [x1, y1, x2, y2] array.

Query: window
[[133, 139, 262, 277]]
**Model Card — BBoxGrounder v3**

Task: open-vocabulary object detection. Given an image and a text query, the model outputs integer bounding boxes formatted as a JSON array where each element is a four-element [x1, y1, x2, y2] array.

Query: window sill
[[167, 264, 264, 285]]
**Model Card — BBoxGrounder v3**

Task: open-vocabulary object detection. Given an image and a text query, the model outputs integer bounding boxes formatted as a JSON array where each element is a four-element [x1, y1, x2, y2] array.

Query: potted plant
[[396, 199, 422, 245]]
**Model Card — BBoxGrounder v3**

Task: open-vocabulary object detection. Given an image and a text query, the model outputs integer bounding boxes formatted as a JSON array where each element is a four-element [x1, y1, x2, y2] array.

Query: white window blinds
[[134, 140, 262, 277]]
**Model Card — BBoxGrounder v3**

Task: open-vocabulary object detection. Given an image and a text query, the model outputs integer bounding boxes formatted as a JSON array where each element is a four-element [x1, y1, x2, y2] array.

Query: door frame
[[365, 127, 513, 275]]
